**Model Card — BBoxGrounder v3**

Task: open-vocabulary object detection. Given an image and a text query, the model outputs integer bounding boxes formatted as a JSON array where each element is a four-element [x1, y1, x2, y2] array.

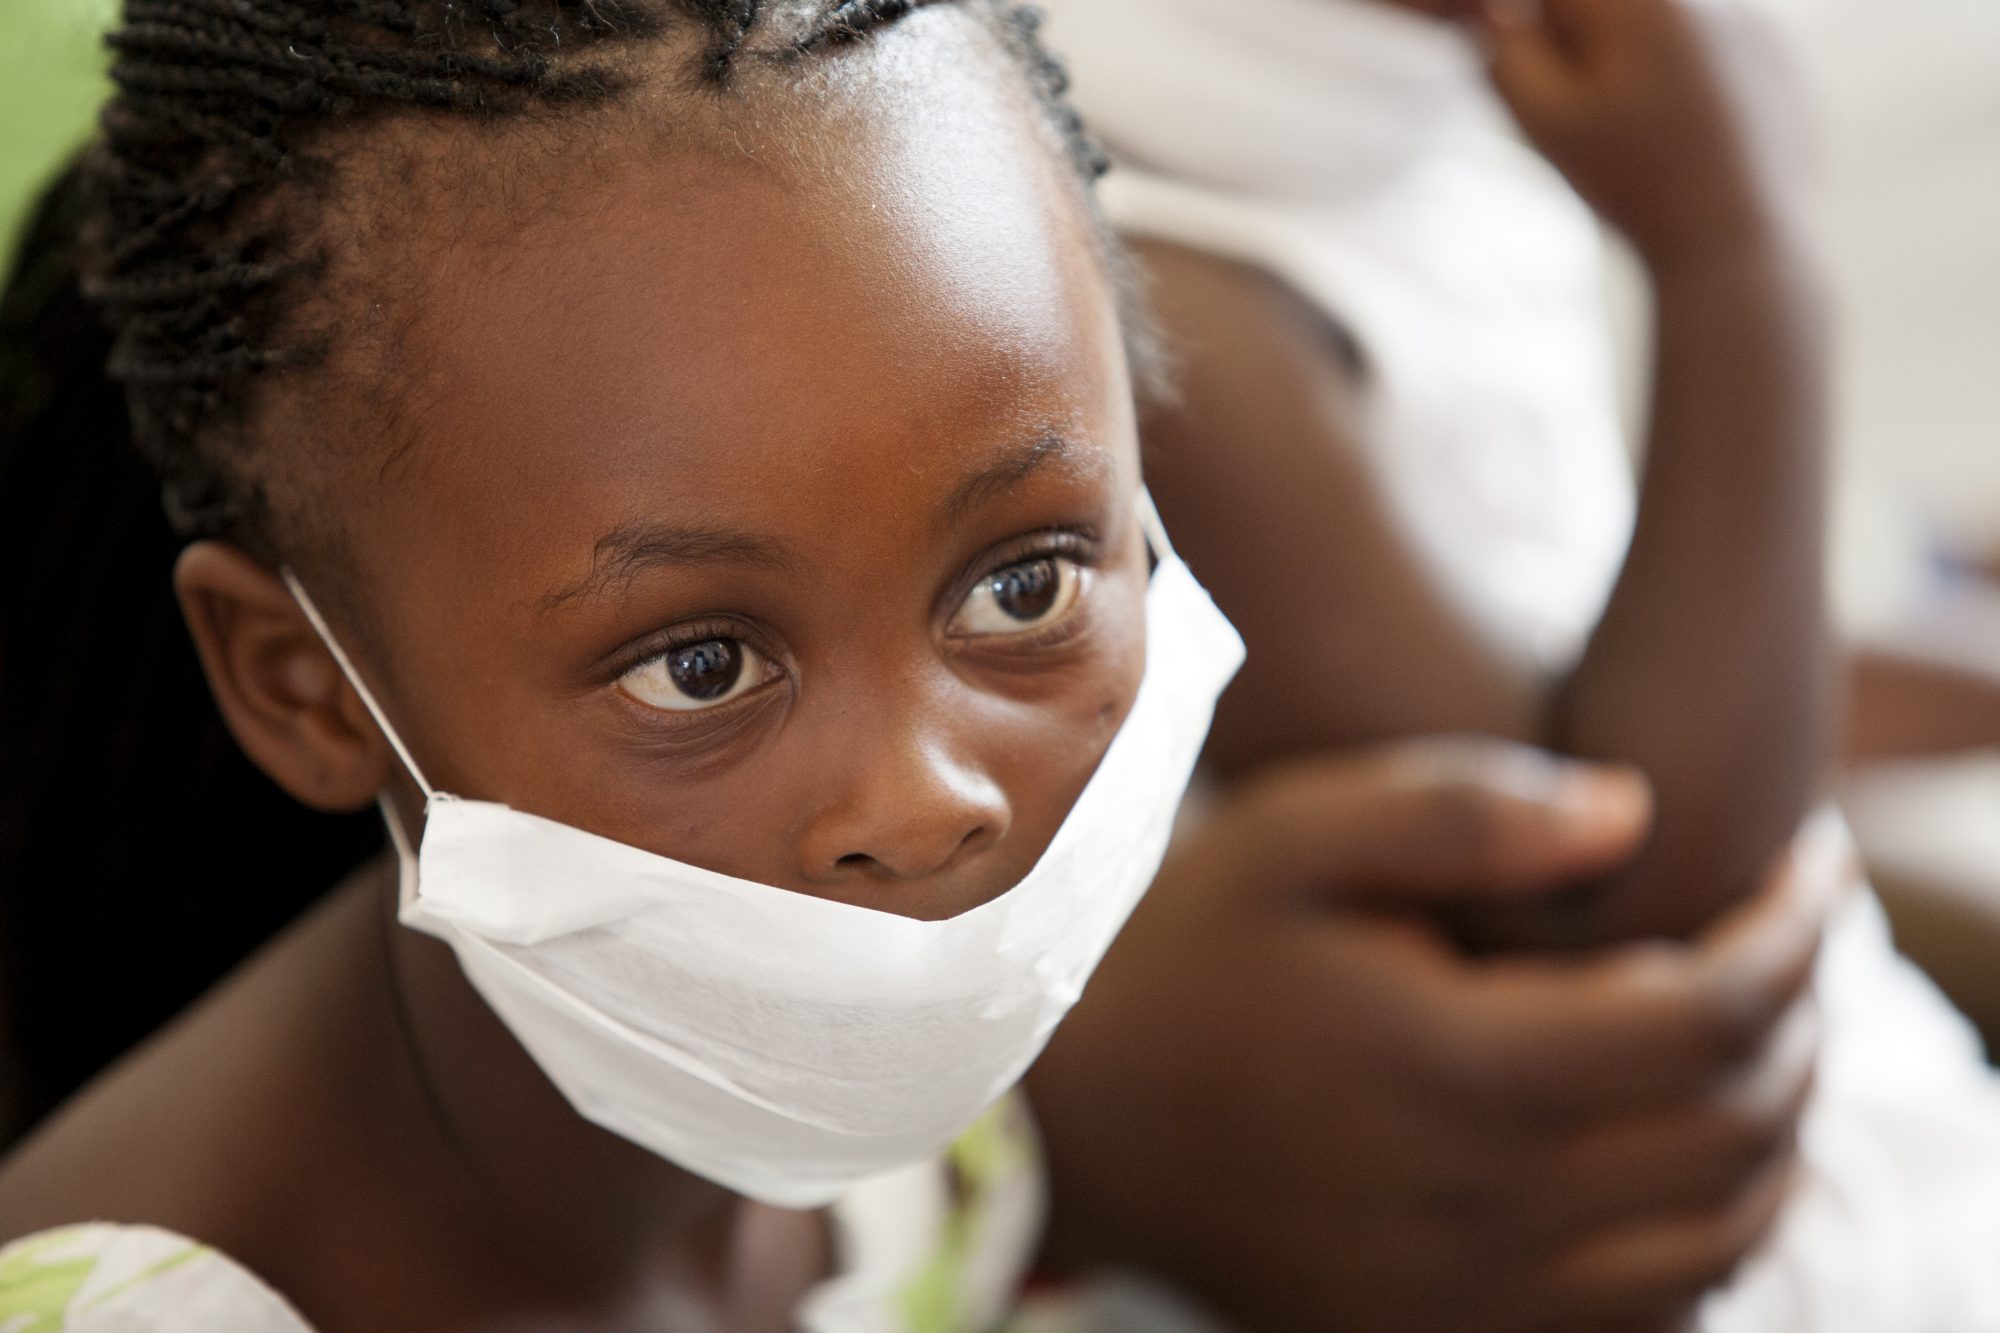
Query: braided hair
[[0, 0, 1116, 1141], [82, 0, 1107, 561]]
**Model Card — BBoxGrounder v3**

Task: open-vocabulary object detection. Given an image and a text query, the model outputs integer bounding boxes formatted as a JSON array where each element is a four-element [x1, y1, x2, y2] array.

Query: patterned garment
[[0, 1099, 1046, 1333], [0, 1225, 310, 1333]]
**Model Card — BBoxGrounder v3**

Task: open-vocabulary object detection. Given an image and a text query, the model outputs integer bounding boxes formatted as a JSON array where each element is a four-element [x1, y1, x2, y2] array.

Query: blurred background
[[1777, 0, 2000, 1043], [0, 0, 112, 262]]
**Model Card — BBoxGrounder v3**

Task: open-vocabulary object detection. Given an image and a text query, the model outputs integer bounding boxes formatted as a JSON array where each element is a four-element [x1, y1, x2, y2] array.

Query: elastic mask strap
[[378, 792, 424, 917], [1135, 488, 1178, 568], [280, 568, 438, 802]]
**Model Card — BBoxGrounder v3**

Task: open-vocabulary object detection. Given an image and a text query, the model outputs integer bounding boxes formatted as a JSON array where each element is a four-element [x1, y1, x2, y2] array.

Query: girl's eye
[[950, 557, 1082, 637], [618, 638, 771, 712]]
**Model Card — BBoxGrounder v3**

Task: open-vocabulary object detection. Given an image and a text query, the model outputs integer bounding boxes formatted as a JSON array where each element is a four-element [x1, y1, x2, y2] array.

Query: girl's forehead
[[333, 20, 1129, 601]]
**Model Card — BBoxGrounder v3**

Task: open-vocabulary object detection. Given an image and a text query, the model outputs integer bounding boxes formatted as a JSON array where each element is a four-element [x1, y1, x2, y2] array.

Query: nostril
[[829, 824, 990, 880]]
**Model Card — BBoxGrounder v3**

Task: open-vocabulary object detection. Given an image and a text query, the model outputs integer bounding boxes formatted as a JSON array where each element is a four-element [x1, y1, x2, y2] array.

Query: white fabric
[[288, 501, 1245, 1210], [1840, 752, 2000, 899], [1700, 887, 2000, 1332], [1043, 1, 2000, 1328], [1041, 0, 1485, 204], [1043, 0, 1635, 666]]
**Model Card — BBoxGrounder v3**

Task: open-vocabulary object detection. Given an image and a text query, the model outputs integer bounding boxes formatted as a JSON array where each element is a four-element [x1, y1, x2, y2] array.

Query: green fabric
[[0, 1226, 217, 1331], [899, 1103, 1031, 1333], [0, 1227, 100, 1333], [0, 0, 114, 269]]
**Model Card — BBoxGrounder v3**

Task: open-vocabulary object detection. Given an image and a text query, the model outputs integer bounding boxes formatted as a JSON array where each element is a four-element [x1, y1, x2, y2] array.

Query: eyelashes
[[948, 555, 1083, 638], [612, 531, 1102, 717], [616, 634, 778, 712]]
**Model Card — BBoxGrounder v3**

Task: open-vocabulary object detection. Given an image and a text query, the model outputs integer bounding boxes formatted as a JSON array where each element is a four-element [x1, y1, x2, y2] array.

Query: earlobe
[[174, 541, 391, 813]]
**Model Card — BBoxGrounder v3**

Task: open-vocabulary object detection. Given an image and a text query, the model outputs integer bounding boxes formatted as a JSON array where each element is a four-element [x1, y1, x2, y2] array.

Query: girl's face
[[316, 16, 1147, 922]]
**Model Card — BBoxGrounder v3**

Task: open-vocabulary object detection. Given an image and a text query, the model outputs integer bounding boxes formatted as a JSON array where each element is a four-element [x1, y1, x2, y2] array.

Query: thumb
[[1226, 737, 1653, 910]]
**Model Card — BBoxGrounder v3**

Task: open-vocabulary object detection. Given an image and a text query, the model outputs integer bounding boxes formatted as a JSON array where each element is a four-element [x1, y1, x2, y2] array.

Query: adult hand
[[1028, 736, 1846, 1333]]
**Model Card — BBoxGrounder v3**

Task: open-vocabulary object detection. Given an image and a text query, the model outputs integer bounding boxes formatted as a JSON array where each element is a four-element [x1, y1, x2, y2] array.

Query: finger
[[1539, 1147, 1795, 1321], [1230, 736, 1653, 909], [1417, 813, 1846, 1116], [1414, 948, 1814, 1122], [1536, 995, 1817, 1235], [1687, 806, 1854, 1014]]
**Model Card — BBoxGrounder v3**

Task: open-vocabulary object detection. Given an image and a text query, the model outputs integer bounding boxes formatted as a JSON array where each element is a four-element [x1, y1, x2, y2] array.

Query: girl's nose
[[796, 735, 1012, 888]]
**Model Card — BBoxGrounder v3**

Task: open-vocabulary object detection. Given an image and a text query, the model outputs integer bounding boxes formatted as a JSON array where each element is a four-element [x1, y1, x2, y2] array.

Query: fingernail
[[1791, 805, 1853, 886], [1556, 764, 1652, 830]]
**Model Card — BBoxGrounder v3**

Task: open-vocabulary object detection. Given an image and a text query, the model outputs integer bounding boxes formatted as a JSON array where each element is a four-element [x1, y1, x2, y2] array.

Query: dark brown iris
[[991, 558, 1059, 621], [668, 639, 743, 700]]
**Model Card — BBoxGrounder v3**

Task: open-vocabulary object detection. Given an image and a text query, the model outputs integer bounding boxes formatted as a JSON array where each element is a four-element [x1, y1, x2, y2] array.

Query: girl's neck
[[322, 855, 829, 1330]]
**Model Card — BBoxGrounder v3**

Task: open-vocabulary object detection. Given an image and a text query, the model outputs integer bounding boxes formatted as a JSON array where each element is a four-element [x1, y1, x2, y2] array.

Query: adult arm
[[1136, 243, 1548, 771], [1149, 0, 1835, 947], [1453, 0, 1835, 946]]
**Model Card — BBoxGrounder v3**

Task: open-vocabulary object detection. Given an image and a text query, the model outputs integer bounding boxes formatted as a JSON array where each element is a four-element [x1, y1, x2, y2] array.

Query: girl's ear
[[174, 541, 393, 813]]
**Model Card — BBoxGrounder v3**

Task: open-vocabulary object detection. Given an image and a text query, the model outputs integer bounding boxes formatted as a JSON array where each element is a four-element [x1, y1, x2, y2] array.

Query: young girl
[[0, 0, 1246, 1326], [0, 0, 1839, 1330]]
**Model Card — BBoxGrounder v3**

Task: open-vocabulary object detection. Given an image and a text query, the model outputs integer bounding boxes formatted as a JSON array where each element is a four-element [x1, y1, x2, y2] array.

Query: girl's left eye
[[618, 637, 773, 712], [950, 556, 1083, 637]]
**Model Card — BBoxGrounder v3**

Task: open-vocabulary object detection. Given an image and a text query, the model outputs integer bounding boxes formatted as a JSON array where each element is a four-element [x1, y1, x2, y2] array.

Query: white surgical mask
[[285, 497, 1243, 1208]]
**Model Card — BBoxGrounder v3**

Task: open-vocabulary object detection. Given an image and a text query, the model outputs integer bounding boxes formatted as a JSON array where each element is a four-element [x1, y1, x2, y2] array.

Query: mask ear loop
[[280, 568, 438, 804], [282, 570, 437, 917], [1135, 487, 1177, 570]]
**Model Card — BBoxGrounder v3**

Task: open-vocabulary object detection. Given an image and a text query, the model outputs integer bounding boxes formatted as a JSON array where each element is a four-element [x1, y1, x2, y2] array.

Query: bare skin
[[1445, 0, 1837, 948], [0, 12, 1151, 1328]]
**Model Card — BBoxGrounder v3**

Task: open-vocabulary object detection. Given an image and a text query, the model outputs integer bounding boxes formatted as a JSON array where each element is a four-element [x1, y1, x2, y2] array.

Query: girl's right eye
[[618, 638, 773, 713]]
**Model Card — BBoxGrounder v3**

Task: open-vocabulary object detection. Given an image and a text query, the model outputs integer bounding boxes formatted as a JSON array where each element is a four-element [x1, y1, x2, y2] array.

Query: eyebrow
[[540, 521, 801, 612], [539, 427, 1095, 612], [941, 428, 1093, 529]]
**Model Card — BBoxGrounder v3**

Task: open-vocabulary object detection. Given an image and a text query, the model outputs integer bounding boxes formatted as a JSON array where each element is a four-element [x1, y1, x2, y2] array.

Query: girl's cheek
[[1086, 571, 1150, 740]]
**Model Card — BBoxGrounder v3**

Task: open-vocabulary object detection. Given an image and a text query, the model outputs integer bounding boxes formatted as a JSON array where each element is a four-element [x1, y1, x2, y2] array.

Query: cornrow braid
[[702, 0, 762, 81], [800, 0, 951, 51], [86, 0, 669, 550], [788, 1, 1107, 180], [79, 0, 1108, 560], [998, 4, 1109, 181]]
